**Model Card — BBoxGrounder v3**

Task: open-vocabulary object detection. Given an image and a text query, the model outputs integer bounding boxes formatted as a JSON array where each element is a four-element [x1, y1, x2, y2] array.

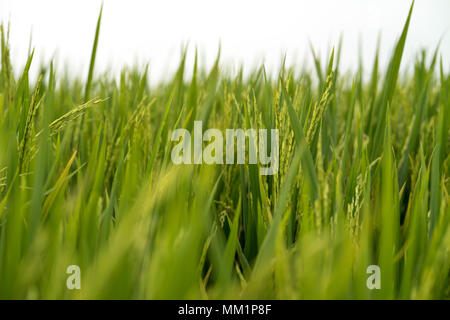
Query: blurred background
[[0, 0, 449, 82]]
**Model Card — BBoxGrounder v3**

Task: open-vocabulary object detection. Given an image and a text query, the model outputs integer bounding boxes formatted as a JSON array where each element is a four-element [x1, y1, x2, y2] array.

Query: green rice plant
[[0, 1, 448, 300]]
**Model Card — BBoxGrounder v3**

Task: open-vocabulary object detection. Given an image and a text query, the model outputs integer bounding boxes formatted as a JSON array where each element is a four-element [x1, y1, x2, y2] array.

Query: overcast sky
[[1, 0, 449, 81]]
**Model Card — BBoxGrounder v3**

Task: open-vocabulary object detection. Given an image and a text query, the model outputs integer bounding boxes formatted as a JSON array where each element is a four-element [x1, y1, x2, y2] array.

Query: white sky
[[0, 0, 449, 82]]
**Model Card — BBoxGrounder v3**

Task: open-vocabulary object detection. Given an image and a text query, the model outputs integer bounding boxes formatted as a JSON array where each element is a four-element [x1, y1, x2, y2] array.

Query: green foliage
[[0, 2, 449, 299]]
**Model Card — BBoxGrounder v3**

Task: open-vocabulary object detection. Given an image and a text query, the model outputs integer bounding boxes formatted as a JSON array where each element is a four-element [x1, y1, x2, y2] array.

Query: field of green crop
[[0, 3, 448, 299]]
